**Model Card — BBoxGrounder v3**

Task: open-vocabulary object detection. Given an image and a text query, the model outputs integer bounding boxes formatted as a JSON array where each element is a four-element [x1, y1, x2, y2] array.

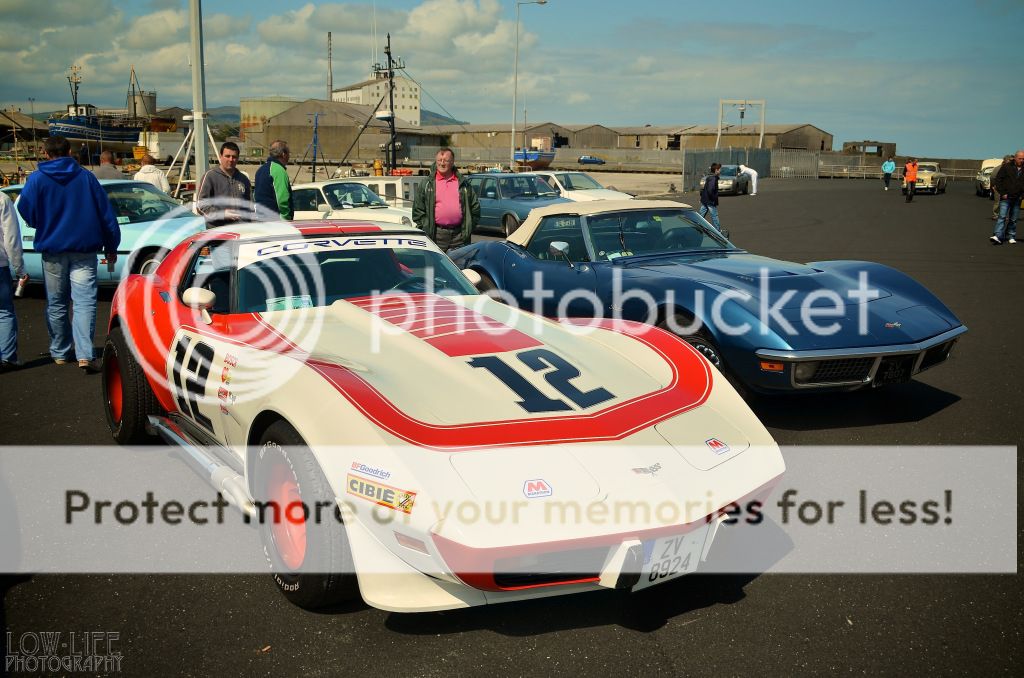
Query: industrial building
[[241, 98, 442, 162], [332, 73, 421, 127]]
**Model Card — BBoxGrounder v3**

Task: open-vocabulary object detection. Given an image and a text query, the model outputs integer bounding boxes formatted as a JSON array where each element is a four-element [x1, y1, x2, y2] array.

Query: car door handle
[[23, 235, 32, 242]]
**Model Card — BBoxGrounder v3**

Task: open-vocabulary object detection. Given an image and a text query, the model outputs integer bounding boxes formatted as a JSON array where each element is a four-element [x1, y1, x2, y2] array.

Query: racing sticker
[[346, 474, 417, 514], [238, 236, 430, 268], [523, 479, 553, 498]]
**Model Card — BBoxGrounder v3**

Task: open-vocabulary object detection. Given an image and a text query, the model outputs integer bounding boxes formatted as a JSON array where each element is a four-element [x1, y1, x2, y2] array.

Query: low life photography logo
[[5, 631, 122, 674]]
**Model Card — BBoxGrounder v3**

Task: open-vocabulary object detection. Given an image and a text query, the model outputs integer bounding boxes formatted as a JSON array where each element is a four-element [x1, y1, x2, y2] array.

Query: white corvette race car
[[103, 220, 785, 612]]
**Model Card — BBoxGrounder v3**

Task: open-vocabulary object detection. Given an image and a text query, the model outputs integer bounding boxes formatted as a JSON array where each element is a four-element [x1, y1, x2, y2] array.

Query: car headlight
[[401, 216, 412, 226], [793, 361, 819, 383], [720, 180, 733, 187]]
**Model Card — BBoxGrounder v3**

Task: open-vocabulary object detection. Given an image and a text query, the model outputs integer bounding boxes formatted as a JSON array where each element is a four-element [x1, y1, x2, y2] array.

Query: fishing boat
[[47, 65, 176, 152], [513, 149, 556, 169]]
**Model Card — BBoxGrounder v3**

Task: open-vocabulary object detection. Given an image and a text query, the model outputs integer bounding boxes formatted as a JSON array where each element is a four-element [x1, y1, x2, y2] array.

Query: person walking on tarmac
[[699, 163, 723, 231], [881, 157, 896, 191], [904, 158, 919, 203]]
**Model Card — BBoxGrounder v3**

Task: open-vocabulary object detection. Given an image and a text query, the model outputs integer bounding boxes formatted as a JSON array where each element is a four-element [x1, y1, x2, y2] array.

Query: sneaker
[[884, 187, 888, 191], [1010, 238, 1018, 244], [53, 357, 69, 365], [0, 361, 20, 373], [990, 235, 1002, 244], [78, 359, 101, 373]]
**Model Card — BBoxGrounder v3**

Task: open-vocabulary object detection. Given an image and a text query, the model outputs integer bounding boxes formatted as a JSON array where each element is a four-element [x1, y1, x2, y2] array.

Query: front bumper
[[751, 325, 967, 391]]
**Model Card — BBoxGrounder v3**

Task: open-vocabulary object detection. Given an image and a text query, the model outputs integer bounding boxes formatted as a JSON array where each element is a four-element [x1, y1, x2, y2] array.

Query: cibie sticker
[[705, 438, 731, 455], [346, 474, 416, 514], [523, 479, 553, 499]]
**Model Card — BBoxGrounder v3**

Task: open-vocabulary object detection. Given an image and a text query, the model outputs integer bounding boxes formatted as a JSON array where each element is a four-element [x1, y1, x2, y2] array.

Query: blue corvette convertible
[[449, 200, 966, 394], [3, 180, 205, 286]]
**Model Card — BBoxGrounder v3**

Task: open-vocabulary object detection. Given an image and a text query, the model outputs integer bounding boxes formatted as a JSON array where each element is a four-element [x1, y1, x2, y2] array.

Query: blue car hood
[[631, 253, 893, 310], [628, 253, 958, 348]]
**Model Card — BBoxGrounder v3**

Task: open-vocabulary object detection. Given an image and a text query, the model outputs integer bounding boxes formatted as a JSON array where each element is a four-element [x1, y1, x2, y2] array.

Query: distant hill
[[208, 106, 240, 125], [421, 109, 467, 126]]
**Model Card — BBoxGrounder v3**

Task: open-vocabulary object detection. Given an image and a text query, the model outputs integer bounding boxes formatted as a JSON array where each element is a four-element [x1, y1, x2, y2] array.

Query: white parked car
[[292, 180, 414, 226], [527, 171, 634, 202], [975, 158, 1002, 197], [903, 162, 948, 195]]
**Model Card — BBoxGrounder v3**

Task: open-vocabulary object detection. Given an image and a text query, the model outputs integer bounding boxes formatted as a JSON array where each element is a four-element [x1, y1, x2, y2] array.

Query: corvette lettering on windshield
[[254, 237, 429, 257]]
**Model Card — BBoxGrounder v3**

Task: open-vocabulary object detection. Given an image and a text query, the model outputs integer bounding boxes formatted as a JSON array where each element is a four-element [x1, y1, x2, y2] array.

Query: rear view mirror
[[462, 269, 482, 287]]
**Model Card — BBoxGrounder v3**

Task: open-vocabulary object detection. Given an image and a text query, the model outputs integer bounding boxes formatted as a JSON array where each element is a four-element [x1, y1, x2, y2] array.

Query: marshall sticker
[[523, 479, 553, 499]]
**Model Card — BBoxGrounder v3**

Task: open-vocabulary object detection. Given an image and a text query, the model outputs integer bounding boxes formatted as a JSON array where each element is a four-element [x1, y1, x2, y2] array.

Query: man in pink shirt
[[412, 148, 480, 252]]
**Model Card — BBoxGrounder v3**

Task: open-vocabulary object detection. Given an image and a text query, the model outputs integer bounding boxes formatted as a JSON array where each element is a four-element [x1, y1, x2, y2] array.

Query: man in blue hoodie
[[17, 135, 120, 371]]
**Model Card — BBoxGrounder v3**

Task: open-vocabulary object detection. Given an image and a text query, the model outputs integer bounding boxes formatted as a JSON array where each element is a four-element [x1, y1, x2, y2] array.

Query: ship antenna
[[67, 65, 81, 108]]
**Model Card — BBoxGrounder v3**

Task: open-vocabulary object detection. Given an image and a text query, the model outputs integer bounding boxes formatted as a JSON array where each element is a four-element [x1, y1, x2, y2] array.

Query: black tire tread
[[103, 327, 162, 444]]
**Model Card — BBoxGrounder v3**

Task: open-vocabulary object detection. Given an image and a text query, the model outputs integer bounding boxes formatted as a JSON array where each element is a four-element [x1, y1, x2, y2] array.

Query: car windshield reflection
[[584, 209, 734, 262], [104, 183, 180, 223], [323, 183, 388, 208]]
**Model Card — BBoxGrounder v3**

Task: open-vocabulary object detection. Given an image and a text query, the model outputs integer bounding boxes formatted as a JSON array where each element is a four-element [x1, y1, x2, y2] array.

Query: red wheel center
[[268, 463, 307, 570], [105, 355, 123, 424]]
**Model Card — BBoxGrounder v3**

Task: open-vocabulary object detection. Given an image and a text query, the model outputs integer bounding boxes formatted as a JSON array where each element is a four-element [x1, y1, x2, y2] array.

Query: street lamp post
[[510, 0, 546, 170]]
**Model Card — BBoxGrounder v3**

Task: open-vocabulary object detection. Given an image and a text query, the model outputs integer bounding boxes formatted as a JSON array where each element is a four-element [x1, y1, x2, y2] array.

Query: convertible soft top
[[506, 199, 695, 246]]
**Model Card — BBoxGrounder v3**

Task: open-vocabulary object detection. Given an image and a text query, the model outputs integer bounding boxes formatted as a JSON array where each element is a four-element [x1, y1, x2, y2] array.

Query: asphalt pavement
[[1, 178, 1020, 676]]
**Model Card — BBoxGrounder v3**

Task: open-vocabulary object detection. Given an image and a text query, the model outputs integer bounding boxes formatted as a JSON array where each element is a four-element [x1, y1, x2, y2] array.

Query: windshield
[[236, 245, 477, 312], [585, 209, 734, 261], [322, 183, 389, 209], [719, 166, 739, 177], [918, 164, 938, 172], [554, 173, 604, 190], [498, 175, 558, 199], [104, 182, 180, 223]]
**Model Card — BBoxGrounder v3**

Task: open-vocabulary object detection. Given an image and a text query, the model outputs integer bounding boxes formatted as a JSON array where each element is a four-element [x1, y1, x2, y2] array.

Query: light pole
[[27, 97, 36, 161], [510, 0, 546, 170]]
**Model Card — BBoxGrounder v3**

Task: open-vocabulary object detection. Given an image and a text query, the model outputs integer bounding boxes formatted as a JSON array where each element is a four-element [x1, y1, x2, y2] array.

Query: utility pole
[[188, 0, 210, 184], [327, 32, 333, 100]]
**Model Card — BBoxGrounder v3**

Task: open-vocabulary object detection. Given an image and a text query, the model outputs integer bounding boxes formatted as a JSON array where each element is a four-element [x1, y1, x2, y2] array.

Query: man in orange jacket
[[904, 158, 918, 203]]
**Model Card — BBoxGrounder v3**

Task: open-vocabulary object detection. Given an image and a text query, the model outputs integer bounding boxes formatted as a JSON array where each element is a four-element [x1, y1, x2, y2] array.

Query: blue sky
[[0, 0, 1019, 158]]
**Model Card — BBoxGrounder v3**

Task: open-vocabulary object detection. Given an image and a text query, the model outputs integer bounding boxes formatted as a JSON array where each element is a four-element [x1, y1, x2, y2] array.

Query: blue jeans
[[0, 266, 16, 363], [41, 252, 98, 362], [993, 198, 1020, 241], [698, 204, 721, 231]]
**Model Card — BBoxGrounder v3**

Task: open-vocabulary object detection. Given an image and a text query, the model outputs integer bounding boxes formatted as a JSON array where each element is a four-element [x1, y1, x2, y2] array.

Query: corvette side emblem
[[884, 322, 902, 329]]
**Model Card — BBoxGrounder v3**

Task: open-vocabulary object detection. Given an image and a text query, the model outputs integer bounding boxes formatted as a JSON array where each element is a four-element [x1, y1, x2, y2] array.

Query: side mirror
[[549, 241, 574, 269], [484, 190, 497, 199], [318, 203, 331, 214], [182, 286, 216, 324], [462, 269, 482, 287]]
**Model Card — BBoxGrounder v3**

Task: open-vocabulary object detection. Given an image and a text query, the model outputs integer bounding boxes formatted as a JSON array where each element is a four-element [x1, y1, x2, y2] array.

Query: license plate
[[874, 355, 915, 385], [632, 525, 710, 591]]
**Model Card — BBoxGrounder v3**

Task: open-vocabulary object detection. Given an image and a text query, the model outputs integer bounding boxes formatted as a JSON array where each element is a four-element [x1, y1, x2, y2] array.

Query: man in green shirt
[[254, 140, 293, 220]]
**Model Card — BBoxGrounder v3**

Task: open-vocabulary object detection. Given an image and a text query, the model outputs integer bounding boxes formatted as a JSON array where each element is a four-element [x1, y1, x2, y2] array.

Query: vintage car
[[975, 158, 1003, 197], [698, 165, 751, 196], [449, 200, 967, 395], [526, 171, 634, 202], [903, 162, 948, 194], [3, 180, 205, 285], [577, 155, 606, 165], [101, 220, 785, 612], [466, 172, 572, 236], [291, 180, 414, 226]]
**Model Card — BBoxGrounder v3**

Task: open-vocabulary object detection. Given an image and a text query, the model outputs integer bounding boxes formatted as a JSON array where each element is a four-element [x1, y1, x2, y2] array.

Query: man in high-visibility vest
[[904, 158, 918, 203]]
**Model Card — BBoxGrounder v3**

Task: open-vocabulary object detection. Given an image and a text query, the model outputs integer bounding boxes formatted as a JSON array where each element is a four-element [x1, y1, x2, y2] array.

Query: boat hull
[[47, 116, 144, 152], [513, 150, 556, 169]]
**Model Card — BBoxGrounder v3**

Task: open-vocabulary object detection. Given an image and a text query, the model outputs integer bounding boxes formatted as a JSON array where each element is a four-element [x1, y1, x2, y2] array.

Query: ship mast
[[67, 65, 81, 108]]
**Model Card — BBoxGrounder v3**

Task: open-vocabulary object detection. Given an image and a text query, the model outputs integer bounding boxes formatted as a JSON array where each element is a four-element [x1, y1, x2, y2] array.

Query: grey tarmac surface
[[1, 178, 1020, 676]]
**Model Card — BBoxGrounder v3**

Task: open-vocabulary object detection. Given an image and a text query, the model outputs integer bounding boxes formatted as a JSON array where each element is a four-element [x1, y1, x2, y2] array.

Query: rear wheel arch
[[127, 246, 170, 275]]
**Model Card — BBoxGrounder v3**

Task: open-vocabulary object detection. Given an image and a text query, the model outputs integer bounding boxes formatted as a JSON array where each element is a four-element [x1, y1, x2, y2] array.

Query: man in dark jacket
[[991, 150, 1024, 245], [254, 140, 293, 221], [699, 163, 723, 232], [16, 135, 121, 371], [412, 148, 480, 252]]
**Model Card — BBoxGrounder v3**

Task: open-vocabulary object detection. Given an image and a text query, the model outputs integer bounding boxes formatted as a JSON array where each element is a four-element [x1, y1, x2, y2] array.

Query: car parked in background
[[3, 180, 205, 285], [526, 171, 634, 202], [466, 172, 571, 236], [698, 165, 751, 196], [292, 180, 414, 226], [903, 162, 948, 195], [577, 155, 606, 165], [975, 158, 1003, 197]]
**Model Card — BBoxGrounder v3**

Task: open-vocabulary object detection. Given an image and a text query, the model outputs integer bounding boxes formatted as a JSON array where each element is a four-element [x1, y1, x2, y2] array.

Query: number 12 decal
[[171, 334, 215, 431], [469, 348, 614, 413]]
